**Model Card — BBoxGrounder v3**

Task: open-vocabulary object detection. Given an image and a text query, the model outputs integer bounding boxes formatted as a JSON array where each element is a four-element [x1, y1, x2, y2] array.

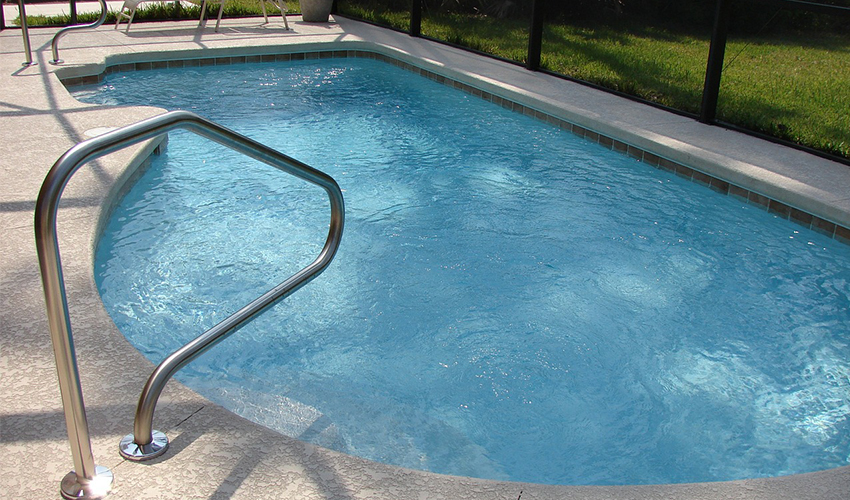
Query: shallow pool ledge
[[1, 16, 849, 500]]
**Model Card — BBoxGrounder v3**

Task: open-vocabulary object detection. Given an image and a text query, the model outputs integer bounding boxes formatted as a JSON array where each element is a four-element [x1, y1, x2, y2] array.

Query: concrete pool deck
[[1, 14, 849, 500]]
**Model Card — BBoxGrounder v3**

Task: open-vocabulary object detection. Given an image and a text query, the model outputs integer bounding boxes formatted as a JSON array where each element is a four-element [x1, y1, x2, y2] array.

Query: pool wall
[[2, 16, 849, 500]]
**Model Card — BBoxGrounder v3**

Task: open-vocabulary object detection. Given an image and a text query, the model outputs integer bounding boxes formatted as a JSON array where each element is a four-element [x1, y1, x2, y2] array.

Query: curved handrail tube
[[132, 144, 344, 447], [50, 0, 108, 64], [133, 230, 340, 444], [35, 110, 344, 480]]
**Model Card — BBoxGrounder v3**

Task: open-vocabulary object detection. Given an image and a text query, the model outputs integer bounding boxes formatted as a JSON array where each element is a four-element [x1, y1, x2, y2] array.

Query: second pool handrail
[[50, 0, 108, 64], [17, 0, 37, 66]]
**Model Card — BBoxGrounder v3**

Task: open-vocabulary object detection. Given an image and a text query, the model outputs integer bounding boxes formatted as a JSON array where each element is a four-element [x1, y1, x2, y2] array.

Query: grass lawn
[[541, 22, 710, 113], [338, 5, 849, 160], [719, 34, 849, 158]]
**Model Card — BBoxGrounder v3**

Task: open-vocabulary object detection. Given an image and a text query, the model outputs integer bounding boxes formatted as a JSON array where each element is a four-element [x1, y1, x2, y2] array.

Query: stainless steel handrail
[[35, 110, 344, 497], [18, 0, 36, 66], [50, 0, 108, 65]]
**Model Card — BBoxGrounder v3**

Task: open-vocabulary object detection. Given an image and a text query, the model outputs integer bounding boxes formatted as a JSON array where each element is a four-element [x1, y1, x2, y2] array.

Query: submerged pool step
[[205, 381, 348, 451]]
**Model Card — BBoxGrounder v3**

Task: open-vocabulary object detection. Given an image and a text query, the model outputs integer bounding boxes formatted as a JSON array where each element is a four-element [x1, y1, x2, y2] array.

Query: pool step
[[204, 381, 348, 452]]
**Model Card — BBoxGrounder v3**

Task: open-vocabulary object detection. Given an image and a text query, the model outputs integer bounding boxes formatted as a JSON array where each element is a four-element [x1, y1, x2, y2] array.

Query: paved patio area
[[1, 14, 849, 500]]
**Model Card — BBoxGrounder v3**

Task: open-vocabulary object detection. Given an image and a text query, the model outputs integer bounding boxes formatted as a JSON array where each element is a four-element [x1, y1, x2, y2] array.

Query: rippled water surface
[[75, 58, 850, 485]]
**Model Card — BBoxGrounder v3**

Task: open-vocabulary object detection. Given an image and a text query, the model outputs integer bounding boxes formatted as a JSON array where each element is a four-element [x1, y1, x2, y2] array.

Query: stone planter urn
[[299, 0, 334, 22]]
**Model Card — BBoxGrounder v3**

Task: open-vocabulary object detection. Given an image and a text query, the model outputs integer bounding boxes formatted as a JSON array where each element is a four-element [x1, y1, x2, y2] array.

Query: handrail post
[[18, 0, 37, 66], [35, 136, 115, 500], [700, 0, 732, 123], [50, 0, 108, 65], [527, 0, 544, 71]]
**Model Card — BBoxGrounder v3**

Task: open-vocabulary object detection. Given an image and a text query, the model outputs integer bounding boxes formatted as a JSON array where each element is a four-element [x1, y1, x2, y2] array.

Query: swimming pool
[[74, 56, 850, 486]]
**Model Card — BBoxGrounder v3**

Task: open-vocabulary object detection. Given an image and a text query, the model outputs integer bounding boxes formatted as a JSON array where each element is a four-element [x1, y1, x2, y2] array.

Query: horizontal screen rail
[[35, 110, 345, 498]]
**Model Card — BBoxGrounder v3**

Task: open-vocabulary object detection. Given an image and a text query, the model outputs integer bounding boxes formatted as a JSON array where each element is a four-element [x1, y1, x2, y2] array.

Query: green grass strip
[[341, 6, 849, 160]]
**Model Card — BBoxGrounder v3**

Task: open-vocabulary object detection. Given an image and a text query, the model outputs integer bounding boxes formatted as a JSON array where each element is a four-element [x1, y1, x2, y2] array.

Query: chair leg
[[214, 1, 225, 31], [126, 8, 137, 32], [114, 6, 137, 32], [278, 1, 290, 30], [199, 0, 208, 26], [260, 1, 269, 24]]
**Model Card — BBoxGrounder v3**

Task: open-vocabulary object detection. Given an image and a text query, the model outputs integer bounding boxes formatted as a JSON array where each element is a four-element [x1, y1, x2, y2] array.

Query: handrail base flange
[[60, 466, 113, 500], [119, 430, 169, 461]]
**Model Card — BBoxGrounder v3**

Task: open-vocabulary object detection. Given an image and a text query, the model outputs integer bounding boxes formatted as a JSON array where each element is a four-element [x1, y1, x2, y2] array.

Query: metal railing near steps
[[17, 0, 37, 66], [35, 110, 345, 499], [50, 0, 108, 65]]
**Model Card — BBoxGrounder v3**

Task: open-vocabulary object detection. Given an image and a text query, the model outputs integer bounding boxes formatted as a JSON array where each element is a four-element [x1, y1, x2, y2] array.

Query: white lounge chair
[[199, 0, 290, 32], [114, 0, 144, 32], [260, 0, 291, 30], [115, 0, 291, 33], [114, 0, 188, 33], [198, 0, 226, 31]]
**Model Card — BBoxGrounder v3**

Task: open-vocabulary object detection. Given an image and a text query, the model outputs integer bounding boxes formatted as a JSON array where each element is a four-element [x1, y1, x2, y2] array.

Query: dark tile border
[[61, 49, 850, 243]]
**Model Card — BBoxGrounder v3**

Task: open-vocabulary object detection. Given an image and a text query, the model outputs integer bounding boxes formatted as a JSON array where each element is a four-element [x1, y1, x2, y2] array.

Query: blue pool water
[[75, 58, 850, 485]]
